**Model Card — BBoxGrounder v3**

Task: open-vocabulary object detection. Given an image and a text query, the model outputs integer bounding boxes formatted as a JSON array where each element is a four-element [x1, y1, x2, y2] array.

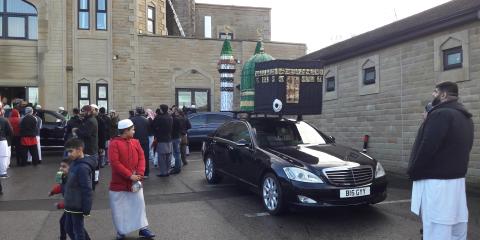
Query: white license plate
[[339, 187, 370, 198]]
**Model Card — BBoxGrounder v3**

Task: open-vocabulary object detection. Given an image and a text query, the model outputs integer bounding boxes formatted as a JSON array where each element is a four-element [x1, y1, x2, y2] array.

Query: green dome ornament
[[240, 41, 274, 111]]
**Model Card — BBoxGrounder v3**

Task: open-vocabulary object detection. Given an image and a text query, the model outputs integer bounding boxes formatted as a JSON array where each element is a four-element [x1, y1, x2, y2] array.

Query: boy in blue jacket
[[64, 138, 97, 240]]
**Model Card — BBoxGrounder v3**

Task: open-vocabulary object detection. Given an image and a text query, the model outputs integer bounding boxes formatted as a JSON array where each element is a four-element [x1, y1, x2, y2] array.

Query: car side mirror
[[329, 136, 335, 143]]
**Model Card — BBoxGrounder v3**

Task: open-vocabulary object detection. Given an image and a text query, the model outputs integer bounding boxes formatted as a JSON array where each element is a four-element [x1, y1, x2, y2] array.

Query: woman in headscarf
[[108, 119, 155, 239]]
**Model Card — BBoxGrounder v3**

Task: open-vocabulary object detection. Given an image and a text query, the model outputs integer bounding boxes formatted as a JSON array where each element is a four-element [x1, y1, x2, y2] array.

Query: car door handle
[[227, 145, 233, 150]]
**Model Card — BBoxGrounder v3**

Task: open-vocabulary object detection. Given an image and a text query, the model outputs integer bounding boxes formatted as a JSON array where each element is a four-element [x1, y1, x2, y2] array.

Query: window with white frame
[[363, 67, 376, 85], [96, 84, 108, 110], [147, 6, 155, 33], [443, 46, 462, 71], [204, 16, 211, 38], [78, 83, 90, 107]]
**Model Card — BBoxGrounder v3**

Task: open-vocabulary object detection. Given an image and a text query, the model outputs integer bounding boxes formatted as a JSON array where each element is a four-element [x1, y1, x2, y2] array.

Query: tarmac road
[[0, 151, 478, 240]]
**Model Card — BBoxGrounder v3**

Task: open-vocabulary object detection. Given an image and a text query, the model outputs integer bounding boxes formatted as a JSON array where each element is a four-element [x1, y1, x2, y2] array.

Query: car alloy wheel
[[262, 173, 285, 215], [205, 156, 221, 184]]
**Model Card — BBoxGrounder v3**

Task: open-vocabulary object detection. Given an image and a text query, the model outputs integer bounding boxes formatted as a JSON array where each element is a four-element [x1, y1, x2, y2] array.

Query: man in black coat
[[74, 105, 99, 190], [65, 108, 82, 141], [408, 81, 474, 239], [131, 107, 151, 177], [74, 106, 98, 156], [19, 107, 39, 166], [97, 107, 110, 167], [151, 104, 173, 177]]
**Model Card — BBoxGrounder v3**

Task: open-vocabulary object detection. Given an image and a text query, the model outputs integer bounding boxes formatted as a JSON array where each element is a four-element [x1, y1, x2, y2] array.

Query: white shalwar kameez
[[109, 189, 149, 235], [0, 140, 10, 175], [411, 178, 468, 240]]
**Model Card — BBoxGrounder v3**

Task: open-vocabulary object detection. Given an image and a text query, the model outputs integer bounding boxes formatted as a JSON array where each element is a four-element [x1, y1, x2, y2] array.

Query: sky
[[196, 0, 451, 53]]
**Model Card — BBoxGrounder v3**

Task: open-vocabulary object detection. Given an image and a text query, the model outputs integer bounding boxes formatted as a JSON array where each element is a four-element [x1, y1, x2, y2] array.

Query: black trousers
[[180, 144, 188, 165], [59, 212, 67, 240], [65, 213, 90, 240], [12, 136, 21, 166], [20, 144, 39, 166], [140, 141, 150, 176]]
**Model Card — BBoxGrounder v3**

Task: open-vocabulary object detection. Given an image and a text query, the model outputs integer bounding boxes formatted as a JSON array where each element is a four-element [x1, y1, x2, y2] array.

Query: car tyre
[[204, 156, 222, 184], [262, 173, 286, 215]]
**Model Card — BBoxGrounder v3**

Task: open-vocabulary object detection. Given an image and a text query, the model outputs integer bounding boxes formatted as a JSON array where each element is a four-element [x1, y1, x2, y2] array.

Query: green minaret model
[[240, 41, 274, 111], [217, 39, 236, 111]]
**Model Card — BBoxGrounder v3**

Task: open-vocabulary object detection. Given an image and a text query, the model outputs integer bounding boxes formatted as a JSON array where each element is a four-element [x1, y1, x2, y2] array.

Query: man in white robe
[[408, 82, 473, 240], [0, 102, 13, 194]]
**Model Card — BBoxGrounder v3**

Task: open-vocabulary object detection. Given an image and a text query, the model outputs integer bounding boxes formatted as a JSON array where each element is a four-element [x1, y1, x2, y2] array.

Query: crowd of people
[[0, 100, 192, 239]]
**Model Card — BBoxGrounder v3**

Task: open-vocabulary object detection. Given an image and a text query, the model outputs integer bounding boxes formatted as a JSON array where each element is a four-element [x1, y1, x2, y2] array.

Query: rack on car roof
[[224, 111, 303, 121]]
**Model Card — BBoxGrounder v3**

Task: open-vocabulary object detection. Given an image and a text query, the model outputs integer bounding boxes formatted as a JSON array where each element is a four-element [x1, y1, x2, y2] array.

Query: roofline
[[299, 8, 480, 64], [138, 34, 306, 47], [195, 3, 271, 11]]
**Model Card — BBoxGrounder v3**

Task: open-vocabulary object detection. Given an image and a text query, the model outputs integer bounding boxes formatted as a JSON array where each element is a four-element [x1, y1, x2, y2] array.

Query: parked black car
[[187, 112, 233, 145], [202, 117, 387, 215], [5, 109, 66, 148]]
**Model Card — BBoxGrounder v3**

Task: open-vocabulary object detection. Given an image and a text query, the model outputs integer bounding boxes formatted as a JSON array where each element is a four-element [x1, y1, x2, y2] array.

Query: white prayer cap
[[59, 107, 65, 111], [90, 104, 99, 110], [118, 119, 134, 130]]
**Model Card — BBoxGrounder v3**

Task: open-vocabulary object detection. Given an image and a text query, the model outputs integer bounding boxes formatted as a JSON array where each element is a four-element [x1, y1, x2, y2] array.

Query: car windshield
[[251, 120, 326, 147]]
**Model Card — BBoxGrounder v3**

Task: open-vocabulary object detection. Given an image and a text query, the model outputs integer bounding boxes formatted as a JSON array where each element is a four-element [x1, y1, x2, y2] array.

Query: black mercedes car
[[187, 112, 233, 145], [5, 109, 66, 148], [202, 117, 387, 215]]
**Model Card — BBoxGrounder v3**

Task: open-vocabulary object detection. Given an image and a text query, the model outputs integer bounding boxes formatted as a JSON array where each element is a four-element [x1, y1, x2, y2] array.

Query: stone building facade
[[300, 0, 480, 181], [0, 0, 305, 116]]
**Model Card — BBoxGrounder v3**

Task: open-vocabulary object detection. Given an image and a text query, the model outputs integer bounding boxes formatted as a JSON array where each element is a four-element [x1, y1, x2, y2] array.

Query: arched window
[[0, 0, 37, 39]]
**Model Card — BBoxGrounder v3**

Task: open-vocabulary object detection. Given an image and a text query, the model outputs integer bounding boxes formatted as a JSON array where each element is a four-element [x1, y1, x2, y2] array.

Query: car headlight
[[283, 167, 324, 183], [375, 162, 385, 178]]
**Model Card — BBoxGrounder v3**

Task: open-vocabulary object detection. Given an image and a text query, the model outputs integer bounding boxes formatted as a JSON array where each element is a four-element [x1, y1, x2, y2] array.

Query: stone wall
[[36, 0, 66, 109], [0, 40, 38, 87], [194, 4, 271, 41], [135, 36, 305, 113], [171, 0, 195, 37], [111, 0, 137, 115], [305, 22, 480, 182]]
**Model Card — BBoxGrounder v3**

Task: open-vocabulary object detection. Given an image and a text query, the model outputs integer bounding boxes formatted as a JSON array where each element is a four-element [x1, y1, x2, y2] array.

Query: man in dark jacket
[[151, 104, 173, 177], [109, 110, 119, 138], [19, 107, 39, 166], [131, 107, 151, 177], [408, 81, 474, 240], [171, 109, 182, 174], [75, 106, 98, 156], [178, 110, 191, 166], [65, 108, 82, 141], [64, 138, 96, 240], [74, 105, 99, 190], [97, 107, 110, 167]]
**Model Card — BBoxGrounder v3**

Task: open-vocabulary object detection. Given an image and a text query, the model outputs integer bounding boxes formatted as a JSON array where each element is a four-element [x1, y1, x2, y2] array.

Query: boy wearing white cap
[[108, 119, 155, 239]]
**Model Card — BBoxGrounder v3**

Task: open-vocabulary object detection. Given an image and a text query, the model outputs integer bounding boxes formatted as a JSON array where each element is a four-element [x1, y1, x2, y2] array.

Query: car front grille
[[323, 166, 373, 187]]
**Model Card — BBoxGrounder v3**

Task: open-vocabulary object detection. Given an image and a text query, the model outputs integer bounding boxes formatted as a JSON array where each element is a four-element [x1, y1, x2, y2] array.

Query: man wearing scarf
[[408, 81, 474, 240]]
